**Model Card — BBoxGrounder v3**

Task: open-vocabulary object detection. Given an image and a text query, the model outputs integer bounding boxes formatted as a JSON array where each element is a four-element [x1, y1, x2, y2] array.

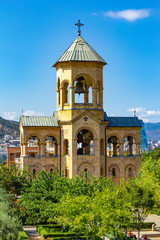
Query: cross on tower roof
[[75, 20, 84, 36]]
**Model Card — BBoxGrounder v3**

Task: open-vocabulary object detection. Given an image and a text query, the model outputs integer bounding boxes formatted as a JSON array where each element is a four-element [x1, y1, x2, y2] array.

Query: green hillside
[[0, 117, 19, 139]]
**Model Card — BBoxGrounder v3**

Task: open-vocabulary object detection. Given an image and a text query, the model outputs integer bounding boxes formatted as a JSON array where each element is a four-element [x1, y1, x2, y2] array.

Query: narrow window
[[33, 169, 36, 176], [50, 168, 53, 174], [129, 167, 132, 177], [112, 168, 115, 177]]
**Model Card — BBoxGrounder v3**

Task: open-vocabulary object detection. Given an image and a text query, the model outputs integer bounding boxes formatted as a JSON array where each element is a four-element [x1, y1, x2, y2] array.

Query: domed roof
[[53, 35, 106, 66]]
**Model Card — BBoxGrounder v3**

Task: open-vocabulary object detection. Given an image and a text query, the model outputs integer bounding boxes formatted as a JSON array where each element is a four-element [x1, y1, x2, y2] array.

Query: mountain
[[144, 122, 160, 141], [0, 116, 159, 142], [0, 117, 19, 139]]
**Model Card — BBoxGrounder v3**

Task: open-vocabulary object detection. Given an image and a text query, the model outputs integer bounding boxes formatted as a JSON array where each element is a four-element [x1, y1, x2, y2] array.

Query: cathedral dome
[[53, 35, 106, 67]]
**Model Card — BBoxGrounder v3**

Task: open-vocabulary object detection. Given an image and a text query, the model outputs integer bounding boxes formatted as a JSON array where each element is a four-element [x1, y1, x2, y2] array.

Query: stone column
[[37, 143, 40, 156], [119, 142, 124, 156], [23, 143, 27, 156], [99, 89, 103, 108], [56, 89, 60, 107], [21, 143, 23, 156], [59, 87, 63, 109], [84, 90, 89, 104], [70, 86, 74, 108], [40, 143, 45, 156], [136, 143, 140, 155], [92, 87, 97, 106], [113, 142, 117, 156], [129, 142, 133, 155]]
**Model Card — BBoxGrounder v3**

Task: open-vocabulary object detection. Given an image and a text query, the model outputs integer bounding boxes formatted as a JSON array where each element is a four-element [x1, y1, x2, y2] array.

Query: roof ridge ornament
[[75, 20, 84, 36]]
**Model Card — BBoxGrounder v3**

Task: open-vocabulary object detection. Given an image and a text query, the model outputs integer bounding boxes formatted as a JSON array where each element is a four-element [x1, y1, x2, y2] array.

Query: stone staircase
[[23, 226, 43, 240]]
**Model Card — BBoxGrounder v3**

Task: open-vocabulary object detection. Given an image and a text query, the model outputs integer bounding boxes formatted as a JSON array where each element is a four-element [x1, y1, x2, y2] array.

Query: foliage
[[0, 165, 32, 196], [55, 182, 133, 240], [18, 231, 29, 239], [0, 188, 22, 240], [19, 171, 112, 225]]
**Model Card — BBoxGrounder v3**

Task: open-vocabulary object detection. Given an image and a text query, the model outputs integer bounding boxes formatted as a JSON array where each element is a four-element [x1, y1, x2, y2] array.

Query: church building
[[19, 21, 142, 183]]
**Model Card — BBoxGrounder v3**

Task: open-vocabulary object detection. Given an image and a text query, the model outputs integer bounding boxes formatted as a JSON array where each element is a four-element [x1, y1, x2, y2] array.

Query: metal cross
[[75, 20, 84, 36]]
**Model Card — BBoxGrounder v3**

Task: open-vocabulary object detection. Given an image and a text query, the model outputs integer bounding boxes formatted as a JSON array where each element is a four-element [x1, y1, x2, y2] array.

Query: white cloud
[[92, 12, 98, 16], [3, 112, 18, 121], [127, 107, 160, 123], [3, 110, 45, 121], [104, 9, 150, 22], [23, 110, 45, 116], [127, 107, 146, 114]]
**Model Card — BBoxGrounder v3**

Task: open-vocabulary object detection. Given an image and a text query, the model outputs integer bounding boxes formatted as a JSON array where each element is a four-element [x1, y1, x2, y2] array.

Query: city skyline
[[0, 0, 160, 123]]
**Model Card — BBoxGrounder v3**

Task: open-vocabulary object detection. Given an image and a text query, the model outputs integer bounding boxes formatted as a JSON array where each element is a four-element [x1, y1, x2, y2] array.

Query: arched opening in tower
[[77, 129, 94, 155]]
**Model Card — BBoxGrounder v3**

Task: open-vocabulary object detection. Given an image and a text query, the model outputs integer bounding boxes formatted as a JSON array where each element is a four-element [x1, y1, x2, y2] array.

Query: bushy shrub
[[18, 231, 29, 239]]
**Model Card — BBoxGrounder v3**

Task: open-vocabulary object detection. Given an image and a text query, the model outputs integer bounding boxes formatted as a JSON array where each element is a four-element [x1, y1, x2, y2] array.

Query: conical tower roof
[[53, 35, 106, 66]]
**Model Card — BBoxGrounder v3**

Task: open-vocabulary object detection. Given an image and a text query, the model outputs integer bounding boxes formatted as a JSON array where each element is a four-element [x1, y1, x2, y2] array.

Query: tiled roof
[[20, 116, 59, 127], [104, 114, 142, 127], [53, 36, 106, 66]]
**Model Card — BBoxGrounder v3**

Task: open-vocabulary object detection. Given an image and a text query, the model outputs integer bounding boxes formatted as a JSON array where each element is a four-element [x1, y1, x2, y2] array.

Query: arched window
[[112, 168, 115, 177], [63, 139, 69, 155], [124, 136, 136, 156], [45, 136, 57, 157], [129, 167, 132, 177], [77, 129, 94, 155], [107, 136, 119, 157], [50, 168, 53, 174], [33, 169, 36, 176], [27, 136, 39, 157]]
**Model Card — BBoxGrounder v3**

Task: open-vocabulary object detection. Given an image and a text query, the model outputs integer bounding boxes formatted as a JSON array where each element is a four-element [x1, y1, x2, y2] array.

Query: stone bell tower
[[53, 20, 107, 178]]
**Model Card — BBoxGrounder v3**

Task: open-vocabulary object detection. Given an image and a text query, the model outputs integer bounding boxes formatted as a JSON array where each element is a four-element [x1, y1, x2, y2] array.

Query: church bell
[[75, 77, 85, 95]]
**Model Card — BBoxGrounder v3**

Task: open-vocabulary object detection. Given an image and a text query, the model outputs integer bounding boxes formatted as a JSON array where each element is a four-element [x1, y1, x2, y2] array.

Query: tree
[[0, 188, 21, 240], [0, 165, 32, 196]]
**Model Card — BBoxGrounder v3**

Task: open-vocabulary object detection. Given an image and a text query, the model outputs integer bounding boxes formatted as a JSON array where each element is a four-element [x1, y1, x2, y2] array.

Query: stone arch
[[76, 128, 94, 155], [25, 134, 41, 143], [73, 73, 96, 86], [29, 164, 41, 176], [123, 133, 139, 143], [125, 163, 136, 180], [75, 126, 98, 140], [77, 162, 94, 175], [107, 134, 122, 143], [45, 136, 58, 157], [60, 79, 70, 88], [45, 164, 56, 173], [123, 135, 136, 156], [74, 73, 95, 104], [107, 136, 120, 157]]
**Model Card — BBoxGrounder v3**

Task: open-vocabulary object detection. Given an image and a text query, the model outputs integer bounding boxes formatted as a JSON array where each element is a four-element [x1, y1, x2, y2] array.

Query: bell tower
[[53, 20, 106, 122], [53, 21, 107, 178]]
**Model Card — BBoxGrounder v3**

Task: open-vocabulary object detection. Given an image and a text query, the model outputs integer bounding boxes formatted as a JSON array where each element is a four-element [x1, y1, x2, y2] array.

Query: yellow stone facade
[[19, 34, 141, 182]]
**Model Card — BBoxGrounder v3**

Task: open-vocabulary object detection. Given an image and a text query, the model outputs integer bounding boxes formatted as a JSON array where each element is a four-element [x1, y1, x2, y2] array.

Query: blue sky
[[0, 0, 160, 123]]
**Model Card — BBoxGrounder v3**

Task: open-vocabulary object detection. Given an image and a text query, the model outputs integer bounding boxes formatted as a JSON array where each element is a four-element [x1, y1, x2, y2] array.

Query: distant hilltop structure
[[19, 20, 142, 183]]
